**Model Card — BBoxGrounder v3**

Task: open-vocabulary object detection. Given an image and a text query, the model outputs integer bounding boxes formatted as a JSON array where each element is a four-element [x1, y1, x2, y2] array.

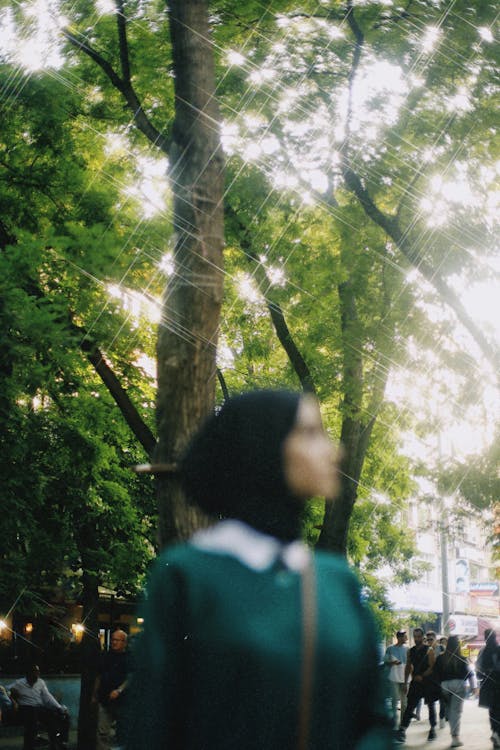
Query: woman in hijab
[[433, 635, 476, 747], [126, 390, 392, 750]]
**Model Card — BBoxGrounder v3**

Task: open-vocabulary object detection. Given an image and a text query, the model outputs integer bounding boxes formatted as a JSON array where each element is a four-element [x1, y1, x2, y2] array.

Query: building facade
[[386, 494, 499, 655]]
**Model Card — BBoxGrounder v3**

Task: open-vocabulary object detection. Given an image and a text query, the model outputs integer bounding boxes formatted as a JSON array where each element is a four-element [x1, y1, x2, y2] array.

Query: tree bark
[[317, 273, 383, 555], [76, 569, 100, 750], [155, 0, 225, 545]]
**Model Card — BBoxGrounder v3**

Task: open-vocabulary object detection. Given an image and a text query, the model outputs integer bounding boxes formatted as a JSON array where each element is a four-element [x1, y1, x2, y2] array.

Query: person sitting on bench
[[9, 665, 69, 750]]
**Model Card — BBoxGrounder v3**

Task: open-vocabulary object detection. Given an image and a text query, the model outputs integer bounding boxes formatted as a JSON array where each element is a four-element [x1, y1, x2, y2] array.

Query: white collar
[[190, 519, 310, 572]]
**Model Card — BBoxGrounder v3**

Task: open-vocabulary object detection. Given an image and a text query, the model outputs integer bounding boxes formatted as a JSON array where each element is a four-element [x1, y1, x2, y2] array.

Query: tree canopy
[[0, 0, 498, 636]]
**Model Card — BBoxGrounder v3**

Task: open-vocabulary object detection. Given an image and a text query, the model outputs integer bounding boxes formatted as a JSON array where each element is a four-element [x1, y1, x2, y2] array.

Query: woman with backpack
[[434, 635, 477, 748]]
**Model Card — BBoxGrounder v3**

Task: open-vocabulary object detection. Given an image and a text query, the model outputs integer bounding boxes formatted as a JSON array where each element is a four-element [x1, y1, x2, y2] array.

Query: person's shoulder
[[313, 549, 352, 573], [156, 541, 205, 568], [313, 550, 362, 590], [148, 542, 208, 583]]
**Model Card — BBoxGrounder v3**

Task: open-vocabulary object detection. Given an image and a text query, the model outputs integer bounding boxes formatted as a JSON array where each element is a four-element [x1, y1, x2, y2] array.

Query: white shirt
[[191, 519, 310, 571], [384, 644, 408, 683], [9, 677, 61, 711]]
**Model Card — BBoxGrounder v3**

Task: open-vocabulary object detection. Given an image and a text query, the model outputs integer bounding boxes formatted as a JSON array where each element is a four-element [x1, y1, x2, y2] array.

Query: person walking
[[92, 629, 129, 750], [426, 630, 446, 729], [434, 635, 476, 747], [384, 630, 408, 728], [395, 627, 437, 744], [477, 629, 500, 747], [125, 390, 393, 750]]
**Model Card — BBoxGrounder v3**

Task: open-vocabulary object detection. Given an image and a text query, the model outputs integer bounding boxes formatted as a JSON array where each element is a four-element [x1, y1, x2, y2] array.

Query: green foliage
[[0, 0, 497, 626], [0, 50, 161, 615], [438, 435, 500, 512], [348, 500, 416, 583]]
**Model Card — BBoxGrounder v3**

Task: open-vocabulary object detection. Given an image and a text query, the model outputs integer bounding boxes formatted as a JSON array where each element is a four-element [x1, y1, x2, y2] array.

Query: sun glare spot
[[236, 273, 263, 306], [272, 42, 287, 55], [227, 50, 246, 66], [265, 265, 286, 287], [135, 353, 156, 379], [274, 172, 299, 191], [221, 122, 240, 155], [278, 88, 301, 114], [242, 142, 262, 161], [260, 136, 280, 155], [307, 170, 328, 192], [276, 16, 291, 29], [327, 26, 344, 40], [159, 253, 175, 277], [2, 0, 65, 70], [108, 284, 160, 325], [461, 282, 500, 345], [96, 0, 116, 15], [421, 26, 441, 54], [243, 114, 267, 129], [104, 132, 129, 156], [420, 196, 448, 226], [248, 68, 276, 84], [0, 9, 17, 57], [445, 87, 472, 114], [217, 339, 235, 370], [124, 155, 169, 218], [478, 27, 494, 43]]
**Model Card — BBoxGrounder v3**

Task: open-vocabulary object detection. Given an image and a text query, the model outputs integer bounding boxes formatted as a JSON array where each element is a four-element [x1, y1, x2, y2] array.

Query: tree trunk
[[317, 274, 378, 555], [76, 570, 100, 750], [318, 415, 375, 554], [156, 0, 224, 545]]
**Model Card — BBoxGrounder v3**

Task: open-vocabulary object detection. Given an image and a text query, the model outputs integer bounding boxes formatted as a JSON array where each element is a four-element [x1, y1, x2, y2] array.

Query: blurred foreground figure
[[126, 390, 392, 750], [477, 629, 500, 748]]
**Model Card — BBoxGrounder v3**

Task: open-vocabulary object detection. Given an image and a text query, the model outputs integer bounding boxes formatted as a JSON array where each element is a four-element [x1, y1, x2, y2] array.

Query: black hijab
[[180, 390, 303, 541], [482, 630, 499, 672]]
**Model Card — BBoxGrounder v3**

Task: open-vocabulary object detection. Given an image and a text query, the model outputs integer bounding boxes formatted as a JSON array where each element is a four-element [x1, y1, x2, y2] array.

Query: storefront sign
[[447, 614, 478, 637], [470, 582, 499, 596]]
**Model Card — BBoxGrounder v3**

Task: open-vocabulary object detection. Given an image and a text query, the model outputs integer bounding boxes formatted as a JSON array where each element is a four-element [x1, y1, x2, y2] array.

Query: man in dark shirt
[[92, 630, 129, 750], [395, 627, 437, 744]]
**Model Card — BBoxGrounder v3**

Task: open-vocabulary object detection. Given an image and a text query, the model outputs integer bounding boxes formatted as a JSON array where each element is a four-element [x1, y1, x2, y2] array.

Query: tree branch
[[342, 163, 500, 372], [227, 205, 317, 394], [216, 368, 230, 401], [62, 29, 171, 154], [80, 335, 156, 456], [115, 0, 131, 85]]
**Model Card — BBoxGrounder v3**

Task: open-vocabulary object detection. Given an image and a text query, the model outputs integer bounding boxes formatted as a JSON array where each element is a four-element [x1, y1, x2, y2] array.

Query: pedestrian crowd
[[385, 625, 499, 748]]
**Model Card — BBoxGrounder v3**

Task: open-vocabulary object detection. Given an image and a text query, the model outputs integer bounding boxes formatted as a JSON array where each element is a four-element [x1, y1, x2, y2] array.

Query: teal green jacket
[[126, 529, 393, 749]]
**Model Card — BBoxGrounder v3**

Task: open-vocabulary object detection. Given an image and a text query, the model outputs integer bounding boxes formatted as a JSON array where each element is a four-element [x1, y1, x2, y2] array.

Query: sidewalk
[[0, 729, 77, 750], [0, 700, 492, 748], [402, 698, 492, 749]]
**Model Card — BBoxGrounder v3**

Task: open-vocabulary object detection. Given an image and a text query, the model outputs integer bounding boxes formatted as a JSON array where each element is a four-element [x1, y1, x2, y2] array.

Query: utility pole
[[438, 424, 451, 635], [440, 515, 450, 634]]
